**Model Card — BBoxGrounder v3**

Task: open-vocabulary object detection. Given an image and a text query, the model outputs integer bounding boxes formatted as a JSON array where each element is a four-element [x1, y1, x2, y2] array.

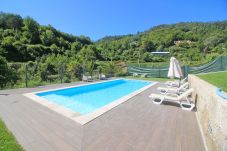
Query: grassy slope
[[0, 119, 24, 151], [198, 71, 227, 92]]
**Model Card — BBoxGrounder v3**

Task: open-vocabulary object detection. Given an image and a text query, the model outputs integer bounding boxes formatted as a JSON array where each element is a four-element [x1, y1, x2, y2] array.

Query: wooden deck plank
[[0, 81, 205, 151]]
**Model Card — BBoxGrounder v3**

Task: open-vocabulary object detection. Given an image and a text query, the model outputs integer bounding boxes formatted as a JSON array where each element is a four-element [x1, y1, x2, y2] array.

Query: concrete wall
[[188, 75, 227, 151]]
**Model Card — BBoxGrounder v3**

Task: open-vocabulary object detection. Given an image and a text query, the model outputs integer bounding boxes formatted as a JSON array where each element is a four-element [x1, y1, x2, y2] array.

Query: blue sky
[[1, 0, 227, 40]]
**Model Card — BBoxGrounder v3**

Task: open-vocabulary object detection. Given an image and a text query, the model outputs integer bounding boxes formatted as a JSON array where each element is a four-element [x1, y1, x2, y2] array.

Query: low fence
[[0, 63, 69, 89], [0, 61, 125, 89], [127, 56, 227, 78]]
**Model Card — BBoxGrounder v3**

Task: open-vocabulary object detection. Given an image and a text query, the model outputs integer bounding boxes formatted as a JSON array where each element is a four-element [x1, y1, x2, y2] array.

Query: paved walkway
[[0, 81, 205, 151]]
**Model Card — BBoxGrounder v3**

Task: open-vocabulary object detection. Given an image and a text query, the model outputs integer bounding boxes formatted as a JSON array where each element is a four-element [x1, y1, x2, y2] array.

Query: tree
[[1, 36, 19, 61], [0, 13, 23, 29], [0, 56, 8, 87], [143, 52, 153, 62], [13, 41, 26, 61], [50, 44, 59, 54], [39, 54, 68, 81], [86, 60, 95, 76], [71, 41, 82, 52], [40, 29, 56, 46], [79, 45, 97, 61], [23, 17, 40, 44], [67, 59, 83, 79], [0, 56, 18, 88], [79, 35, 92, 45], [141, 40, 155, 52]]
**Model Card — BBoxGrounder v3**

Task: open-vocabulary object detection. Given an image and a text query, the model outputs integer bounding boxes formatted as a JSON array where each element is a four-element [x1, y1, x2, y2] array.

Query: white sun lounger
[[100, 74, 107, 80], [158, 82, 189, 94], [133, 73, 139, 77], [165, 77, 188, 87], [82, 75, 93, 82], [149, 88, 195, 111]]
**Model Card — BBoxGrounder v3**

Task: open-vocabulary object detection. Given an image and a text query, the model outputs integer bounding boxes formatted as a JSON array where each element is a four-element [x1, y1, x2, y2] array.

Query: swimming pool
[[24, 79, 155, 124]]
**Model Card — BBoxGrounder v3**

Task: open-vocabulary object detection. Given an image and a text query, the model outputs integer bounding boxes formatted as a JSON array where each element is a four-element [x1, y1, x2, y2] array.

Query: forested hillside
[[0, 12, 227, 88], [0, 12, 227, 64], [97, 22, 227, 64], [0, 12, 93, 62]]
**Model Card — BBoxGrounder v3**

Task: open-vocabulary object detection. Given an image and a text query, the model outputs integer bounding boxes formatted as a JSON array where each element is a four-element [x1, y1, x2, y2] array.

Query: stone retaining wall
[[188, 75, 227, 151]]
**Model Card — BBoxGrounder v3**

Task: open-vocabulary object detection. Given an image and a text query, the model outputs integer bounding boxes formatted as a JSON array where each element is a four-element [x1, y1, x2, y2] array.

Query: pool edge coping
[[23, 79, 157, 125]]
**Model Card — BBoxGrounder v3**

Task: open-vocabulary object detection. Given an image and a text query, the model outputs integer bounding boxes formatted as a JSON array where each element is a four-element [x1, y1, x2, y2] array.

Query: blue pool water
[[36, 79, 151, 115]]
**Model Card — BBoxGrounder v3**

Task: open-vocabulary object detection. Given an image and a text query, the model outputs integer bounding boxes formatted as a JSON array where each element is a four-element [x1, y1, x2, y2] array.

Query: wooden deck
[[0, 81, 205, 151]]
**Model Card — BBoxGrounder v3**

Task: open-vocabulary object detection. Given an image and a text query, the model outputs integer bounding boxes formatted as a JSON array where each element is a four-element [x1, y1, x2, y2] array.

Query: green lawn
[[198, 71, 227, 92], [124, 76, 172, 82], [0, 119, 24, 151]]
